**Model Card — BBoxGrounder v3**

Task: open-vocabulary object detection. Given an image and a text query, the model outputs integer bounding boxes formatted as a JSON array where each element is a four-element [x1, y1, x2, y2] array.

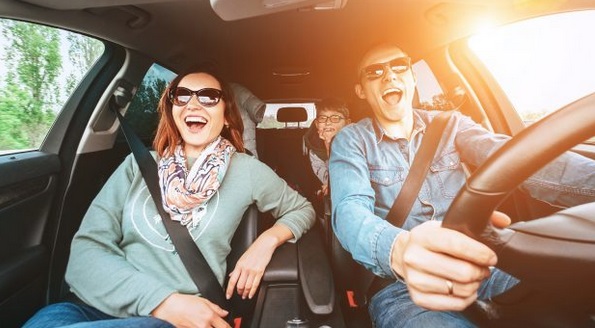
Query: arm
[[455, 113, 595, 207], [329, 127, 401, 278], [226, 158, 315, 299], [65, 155, 175, 317]]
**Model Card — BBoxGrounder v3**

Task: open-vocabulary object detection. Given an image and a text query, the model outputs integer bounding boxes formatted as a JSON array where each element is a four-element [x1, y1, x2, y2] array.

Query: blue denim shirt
[[329, 109, 595, 278]]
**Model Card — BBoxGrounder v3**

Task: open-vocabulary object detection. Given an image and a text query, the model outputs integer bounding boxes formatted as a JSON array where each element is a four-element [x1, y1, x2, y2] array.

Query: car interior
[[0, 0, 594, 327]]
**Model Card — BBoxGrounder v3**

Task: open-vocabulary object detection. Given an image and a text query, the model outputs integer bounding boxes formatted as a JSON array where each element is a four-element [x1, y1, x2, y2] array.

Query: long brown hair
[[153, 68, 245, 157]]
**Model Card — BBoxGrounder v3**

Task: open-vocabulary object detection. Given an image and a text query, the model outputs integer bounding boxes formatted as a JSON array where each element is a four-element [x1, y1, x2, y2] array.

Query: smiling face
[[172, 73, 227, 158], [355, 44, 417, 134], [315, 109, 350, 142]]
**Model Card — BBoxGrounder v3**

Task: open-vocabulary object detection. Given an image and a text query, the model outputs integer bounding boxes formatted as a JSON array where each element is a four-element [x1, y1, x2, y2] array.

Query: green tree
[[0, 20, 62, 149], [126, 78, 169, 142], [65, 34, 103, 95]]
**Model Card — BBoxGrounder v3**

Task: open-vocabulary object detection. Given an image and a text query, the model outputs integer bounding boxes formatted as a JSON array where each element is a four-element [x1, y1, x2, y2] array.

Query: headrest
[[277, 106, 308, 123]]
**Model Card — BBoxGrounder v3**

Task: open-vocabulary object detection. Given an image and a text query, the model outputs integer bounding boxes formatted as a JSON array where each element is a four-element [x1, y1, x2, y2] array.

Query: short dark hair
[[315, 97, 350, 119]]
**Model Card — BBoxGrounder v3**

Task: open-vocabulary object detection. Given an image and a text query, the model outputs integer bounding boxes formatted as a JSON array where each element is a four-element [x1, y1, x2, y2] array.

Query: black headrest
[[277, 106, 308, 123]]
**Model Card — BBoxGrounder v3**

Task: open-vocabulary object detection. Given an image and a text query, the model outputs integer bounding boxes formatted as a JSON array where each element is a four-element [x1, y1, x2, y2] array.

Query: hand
[[225, 233, 276, 300], [151, 293, 230, 328], [390, 211, 510, 311], [317, 184, 329, 197]]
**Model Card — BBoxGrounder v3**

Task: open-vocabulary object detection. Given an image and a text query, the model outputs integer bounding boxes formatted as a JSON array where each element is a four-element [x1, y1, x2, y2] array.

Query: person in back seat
[[304, 98, 351, 199], [330, 42, 595, 328], [24, 67, 315, 328]]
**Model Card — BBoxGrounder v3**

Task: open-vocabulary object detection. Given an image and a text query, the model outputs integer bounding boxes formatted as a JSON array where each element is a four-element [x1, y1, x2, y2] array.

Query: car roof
[[4, 0, 592, 102]]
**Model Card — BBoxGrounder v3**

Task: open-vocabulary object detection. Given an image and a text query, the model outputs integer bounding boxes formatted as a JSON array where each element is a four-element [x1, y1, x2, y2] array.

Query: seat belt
[[110, 98, 230, 313], [358, 110, 454, 304]]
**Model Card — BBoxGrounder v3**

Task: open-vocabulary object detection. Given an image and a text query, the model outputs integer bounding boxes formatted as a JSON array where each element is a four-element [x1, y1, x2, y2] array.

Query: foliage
[[0, 19, 103, 152], [125, 78, 169, 142]]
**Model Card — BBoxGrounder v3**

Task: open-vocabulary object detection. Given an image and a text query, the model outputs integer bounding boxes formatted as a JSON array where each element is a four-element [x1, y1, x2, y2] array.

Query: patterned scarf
[[158, 136, 236, 227]]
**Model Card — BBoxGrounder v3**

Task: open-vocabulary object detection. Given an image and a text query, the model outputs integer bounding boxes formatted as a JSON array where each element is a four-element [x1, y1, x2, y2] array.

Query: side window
[[0, 19, 103, 154], [125, 64, 176, 141], [413, 60, 455, 111], [468, 10, 595, 129]]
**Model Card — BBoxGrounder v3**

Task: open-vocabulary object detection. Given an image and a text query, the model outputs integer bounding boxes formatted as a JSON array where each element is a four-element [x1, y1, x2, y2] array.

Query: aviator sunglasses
[[168, 87, 224, 107], [361, 56, 411, 80]]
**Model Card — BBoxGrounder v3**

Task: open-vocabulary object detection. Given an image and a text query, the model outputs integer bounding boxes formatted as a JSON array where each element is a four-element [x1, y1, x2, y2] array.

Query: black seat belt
[[359, 110, 454, 304], [110, 98, 230, 312]]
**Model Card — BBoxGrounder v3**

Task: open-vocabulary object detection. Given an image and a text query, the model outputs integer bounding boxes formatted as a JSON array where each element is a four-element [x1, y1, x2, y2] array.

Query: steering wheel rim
[[441, 92, 595, 324]]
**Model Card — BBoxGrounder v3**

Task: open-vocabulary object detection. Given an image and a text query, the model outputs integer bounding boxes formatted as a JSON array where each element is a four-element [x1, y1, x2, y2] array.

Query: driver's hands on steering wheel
[[390, 211, 511, 311]]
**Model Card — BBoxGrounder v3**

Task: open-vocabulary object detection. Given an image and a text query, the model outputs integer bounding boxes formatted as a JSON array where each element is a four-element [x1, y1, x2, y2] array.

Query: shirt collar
[[371, 109, 427, 144]]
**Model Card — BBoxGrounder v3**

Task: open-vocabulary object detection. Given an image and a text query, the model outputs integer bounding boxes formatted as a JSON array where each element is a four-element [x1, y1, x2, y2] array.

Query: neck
[[379, 112, 414, 140]]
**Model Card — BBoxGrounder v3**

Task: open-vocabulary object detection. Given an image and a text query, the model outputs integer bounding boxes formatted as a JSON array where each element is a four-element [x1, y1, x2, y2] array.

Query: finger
[[212, 316, 232, 328], [242, 275, 255, 299], [403, 244, 491, 284], [235, 270, 249, 296], [423, 221, 497, 266], [490, 211, 511, 228], [249, 274, 263, 299], [226, 270, 240, 299], [205, 298, 229, 317], [406, 270, 481, 298]]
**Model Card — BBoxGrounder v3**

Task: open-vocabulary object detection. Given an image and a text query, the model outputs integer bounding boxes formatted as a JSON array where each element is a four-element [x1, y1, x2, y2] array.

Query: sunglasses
[[361, 57, 411, 80], [168, 87, 224, 107], [316, 115, 345, 123]]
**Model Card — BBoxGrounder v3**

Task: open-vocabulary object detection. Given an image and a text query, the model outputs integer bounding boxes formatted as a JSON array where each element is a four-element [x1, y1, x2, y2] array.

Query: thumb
[[490, 211, 511, 228]]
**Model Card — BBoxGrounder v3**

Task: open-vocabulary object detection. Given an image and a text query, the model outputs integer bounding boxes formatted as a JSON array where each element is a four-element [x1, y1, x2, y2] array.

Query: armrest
[[297, 224, 335, 315], [262, 242, 298, 282]]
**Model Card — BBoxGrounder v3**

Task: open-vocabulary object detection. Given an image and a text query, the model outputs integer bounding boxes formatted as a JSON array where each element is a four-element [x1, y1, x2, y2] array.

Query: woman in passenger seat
[[24, 68, 315, 328], [304, 98, 351, 201]]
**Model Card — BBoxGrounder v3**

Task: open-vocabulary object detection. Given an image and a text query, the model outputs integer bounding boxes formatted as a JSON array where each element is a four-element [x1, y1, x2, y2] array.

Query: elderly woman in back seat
[[24, 67, 315, 328]]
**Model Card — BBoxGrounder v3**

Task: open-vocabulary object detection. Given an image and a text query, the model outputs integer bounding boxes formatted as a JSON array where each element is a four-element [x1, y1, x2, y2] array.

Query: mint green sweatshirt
[[65, 152, 315, 317]]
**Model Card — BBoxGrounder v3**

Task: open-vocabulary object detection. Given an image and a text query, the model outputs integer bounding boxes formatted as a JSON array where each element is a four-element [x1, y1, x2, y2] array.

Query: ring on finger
[[445, 279, 454, 296]]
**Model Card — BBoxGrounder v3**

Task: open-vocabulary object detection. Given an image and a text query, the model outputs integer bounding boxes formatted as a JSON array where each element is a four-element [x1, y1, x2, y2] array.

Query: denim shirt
[[329, 109, 595, 278]]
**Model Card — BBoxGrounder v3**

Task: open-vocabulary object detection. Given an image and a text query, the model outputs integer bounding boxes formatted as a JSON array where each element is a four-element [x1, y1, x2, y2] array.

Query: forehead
[[178, 72, 221, 89], [359, 45, 407, 70], [317, 109, 342, 116]]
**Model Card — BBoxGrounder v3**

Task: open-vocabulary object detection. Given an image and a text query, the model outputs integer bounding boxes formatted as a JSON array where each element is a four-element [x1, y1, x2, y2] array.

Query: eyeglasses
[[361, 57, 411, 81], [316, 115, 345, 123], [169, 87, 223, 107]]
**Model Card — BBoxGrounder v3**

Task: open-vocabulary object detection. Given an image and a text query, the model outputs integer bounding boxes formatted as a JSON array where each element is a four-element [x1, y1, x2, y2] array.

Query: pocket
[[370, 166, 405, 186], [430, 149, 465, 198]]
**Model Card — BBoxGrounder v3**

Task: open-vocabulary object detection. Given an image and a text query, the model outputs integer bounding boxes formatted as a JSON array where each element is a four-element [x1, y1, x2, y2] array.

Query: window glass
[[0, 19, 104, 154], [413, 60, 454, 111], [124, 64, 176, 141], [258, 103, 316, 129], [468, 10, 595, 126]]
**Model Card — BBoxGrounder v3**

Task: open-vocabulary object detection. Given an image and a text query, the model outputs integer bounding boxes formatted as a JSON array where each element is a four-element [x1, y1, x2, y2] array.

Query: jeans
[[22, 302, 174, 328], [368, 268, 519, 328]]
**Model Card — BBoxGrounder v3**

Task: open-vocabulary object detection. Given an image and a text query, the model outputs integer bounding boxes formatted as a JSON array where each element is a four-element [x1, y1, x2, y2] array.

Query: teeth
[[383, 88, 402, 96], [185, 116, 207, 123]]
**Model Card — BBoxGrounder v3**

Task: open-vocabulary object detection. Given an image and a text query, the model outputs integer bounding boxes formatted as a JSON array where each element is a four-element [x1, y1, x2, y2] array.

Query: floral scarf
[[158, 136, 236, 227]]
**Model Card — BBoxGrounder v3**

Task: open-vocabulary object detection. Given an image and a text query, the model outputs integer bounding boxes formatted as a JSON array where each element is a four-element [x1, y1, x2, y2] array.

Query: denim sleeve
[[329, 127, 402, 278], [455, 114, 595, 207]]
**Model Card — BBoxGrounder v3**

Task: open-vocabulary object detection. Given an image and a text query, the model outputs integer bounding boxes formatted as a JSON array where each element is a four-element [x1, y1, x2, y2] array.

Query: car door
[[0, 18, 125, 327]]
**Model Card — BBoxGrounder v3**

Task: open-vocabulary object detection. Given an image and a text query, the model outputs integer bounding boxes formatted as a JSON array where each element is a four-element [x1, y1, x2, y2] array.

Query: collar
[[372, 109, 427, 144]]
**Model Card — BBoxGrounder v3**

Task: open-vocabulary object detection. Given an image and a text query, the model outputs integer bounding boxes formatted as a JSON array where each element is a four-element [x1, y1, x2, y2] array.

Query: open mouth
[[382, 87, 403, 105], [185, 116, 208, 132]]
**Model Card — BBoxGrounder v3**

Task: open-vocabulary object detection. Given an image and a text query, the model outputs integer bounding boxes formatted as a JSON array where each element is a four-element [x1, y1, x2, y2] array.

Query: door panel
[[0, 152, 60, 326]]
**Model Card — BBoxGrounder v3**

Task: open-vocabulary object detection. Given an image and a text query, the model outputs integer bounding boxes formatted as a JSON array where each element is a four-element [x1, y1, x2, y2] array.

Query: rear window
[[258, 102, 316, 129]]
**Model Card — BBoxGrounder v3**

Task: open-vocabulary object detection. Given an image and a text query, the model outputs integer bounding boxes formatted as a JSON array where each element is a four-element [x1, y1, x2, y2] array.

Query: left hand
[[225, 234, 276, 300]]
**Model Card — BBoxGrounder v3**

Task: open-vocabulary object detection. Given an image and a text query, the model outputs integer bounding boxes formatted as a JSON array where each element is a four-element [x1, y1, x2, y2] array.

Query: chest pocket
[[430, 149, 465, 198], [369, 166, 405, 186]]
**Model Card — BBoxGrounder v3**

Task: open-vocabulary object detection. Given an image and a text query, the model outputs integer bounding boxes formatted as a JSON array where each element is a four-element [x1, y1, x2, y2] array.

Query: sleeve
[[329, 127, 403, 278], [248, 158, 315, 241], [308, 150, 328, 184], [455, 114, 595, 207], [65, 154, 175, 317]]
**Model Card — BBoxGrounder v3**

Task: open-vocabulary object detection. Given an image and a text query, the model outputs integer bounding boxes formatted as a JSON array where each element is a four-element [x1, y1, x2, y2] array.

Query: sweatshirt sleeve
[[248, 158, 315, 241], [65, 154, 175, 317]]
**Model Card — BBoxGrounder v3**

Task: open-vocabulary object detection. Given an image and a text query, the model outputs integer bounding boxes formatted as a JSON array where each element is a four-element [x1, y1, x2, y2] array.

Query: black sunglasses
[[361, 57, 411, 80], [168, 87, 223, 107]]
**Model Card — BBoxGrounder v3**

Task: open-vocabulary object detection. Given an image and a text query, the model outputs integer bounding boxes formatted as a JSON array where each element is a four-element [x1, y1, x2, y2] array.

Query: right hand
[[390, 211, 510, 311], [151, 293, 230, 328]]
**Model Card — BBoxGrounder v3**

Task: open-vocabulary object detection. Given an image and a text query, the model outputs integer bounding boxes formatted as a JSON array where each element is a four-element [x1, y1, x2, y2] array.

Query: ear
[[355, 83, 366, 100]]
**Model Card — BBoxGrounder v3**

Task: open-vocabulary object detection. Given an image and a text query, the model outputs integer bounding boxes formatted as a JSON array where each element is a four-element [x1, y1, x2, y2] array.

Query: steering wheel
[[441, 92, 595, 326]]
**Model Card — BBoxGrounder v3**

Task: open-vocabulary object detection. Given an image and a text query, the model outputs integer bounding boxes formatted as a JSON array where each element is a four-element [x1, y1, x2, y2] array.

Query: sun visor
[[210, 0, 347, 21]]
